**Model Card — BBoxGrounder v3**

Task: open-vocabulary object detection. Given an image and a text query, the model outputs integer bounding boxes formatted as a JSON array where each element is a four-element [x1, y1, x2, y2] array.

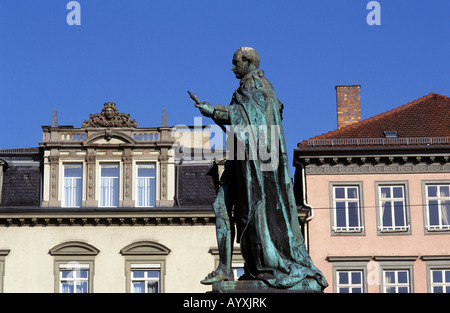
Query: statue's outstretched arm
[[212, 104, 231, 125]]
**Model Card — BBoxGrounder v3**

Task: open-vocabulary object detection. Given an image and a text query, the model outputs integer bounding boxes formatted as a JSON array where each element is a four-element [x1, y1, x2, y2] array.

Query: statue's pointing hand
[[195, 101, 214, 118]]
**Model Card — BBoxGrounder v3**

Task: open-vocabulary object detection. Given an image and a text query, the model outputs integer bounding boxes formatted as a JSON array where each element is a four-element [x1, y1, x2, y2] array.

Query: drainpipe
[[298, 162, 314, 250], [299, 162, 314, 222]]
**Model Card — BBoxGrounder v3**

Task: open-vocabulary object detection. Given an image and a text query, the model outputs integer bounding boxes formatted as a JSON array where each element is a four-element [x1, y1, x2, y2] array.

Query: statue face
[[105, 107, 115, 119], [232, 53, 248, 79]]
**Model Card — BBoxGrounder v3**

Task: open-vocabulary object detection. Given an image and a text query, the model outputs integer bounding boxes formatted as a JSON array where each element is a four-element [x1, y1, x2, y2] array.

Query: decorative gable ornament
[[82, 102, 138, 128]]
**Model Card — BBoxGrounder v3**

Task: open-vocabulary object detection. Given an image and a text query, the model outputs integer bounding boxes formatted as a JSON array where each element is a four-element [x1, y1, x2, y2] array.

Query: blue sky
[[1, 0, 449, 174]]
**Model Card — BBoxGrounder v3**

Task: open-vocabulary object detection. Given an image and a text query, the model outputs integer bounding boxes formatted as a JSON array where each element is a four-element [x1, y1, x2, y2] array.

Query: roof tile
[[299, 93, 450, 147]]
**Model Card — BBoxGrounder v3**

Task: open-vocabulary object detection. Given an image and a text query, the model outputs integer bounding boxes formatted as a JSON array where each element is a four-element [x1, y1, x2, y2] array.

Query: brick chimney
[[336, 85, 361, 129]]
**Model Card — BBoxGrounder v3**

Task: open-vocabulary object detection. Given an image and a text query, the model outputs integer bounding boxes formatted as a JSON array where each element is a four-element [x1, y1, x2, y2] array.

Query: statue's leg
[[216, 184, 235, 272], [201, 185, 234, 284]]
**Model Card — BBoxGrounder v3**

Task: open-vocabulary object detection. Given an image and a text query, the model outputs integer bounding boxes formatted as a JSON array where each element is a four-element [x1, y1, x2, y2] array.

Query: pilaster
[[158, 150, 172, 206], [85, 154, 97, 207], [121, 150, 134, 206], [48, 155, 60, 207]]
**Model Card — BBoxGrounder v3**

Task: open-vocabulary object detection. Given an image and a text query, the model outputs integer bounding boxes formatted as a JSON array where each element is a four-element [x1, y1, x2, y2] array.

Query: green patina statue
[[193, 47, 328, 291]]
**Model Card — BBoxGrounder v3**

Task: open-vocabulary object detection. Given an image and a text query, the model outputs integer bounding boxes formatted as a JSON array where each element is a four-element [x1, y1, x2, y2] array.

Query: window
[[383, 269, 410, 293], [423, 256, 450, 293], [63, 163, 83, 207], [376, 183, 410, 233], [430, 269, 450, 293], [100, 163, 119, 207], [59, 263, 90, 293], [376, 256, 415, 293], [327, 256, 370, 293], [120, 241, 170, 293], [49, 241, 99, 293], [331, 184, 364, 233], [336, 271, 364, 293], [130, 265, 160, 293], [425, 184, 450, 231], [136, 163, 156, 207]]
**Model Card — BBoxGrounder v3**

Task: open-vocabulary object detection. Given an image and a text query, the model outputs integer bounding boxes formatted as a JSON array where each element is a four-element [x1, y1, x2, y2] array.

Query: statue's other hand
[[195, 101, 214, 117]]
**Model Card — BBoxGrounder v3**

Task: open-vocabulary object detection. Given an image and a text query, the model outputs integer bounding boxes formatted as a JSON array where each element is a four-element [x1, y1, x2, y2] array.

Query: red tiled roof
[[299, 93, 450, 147]]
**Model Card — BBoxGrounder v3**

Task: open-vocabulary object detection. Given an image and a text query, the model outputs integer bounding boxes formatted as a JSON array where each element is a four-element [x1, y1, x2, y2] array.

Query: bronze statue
[[192, 47, 328, 290]]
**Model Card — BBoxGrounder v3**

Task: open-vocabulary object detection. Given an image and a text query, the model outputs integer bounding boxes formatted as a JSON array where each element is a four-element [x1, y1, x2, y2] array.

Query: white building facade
[[0, 103, 243, 293]]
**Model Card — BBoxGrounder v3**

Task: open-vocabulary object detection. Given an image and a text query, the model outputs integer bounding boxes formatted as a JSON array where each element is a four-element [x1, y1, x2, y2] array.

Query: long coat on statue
[[213, 69, 328, 289]]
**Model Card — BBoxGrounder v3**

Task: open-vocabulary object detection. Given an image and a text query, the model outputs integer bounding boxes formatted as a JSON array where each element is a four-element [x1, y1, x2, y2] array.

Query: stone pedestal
[[211, 279, 323, 293]]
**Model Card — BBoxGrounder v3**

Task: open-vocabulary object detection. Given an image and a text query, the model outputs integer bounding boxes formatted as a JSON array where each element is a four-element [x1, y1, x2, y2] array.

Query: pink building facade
[[294, 91, 450, 293]]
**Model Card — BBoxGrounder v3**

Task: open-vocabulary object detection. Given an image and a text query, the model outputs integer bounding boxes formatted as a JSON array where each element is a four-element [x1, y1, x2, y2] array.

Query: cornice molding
[[0, 209, 216, 227], [306, 163, 450, 175], [326, 256, 372, 262], [0, 207, 309, 227], [300, 155, 450, 175]]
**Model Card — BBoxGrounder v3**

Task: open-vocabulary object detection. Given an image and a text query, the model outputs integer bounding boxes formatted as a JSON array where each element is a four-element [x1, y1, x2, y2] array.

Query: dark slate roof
[[298, 93, 450, 148], [176, 163, 218, 207], [1, 165, 41, 206], [0, 149, 41, 207]]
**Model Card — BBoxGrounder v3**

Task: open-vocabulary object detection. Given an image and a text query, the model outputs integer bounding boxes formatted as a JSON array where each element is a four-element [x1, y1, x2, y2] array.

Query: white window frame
[[330, 183, 364, 234], [120, 241, 170, 293], [136, 163, 156, 207], [375, 256, 415, 293], [423, 256, 450, 293], [336, 270, 364, 293], [376, 182, 410, 234], [430, 269, 450, 293], [327, 256, 370, 293], [62, 163, 83, 207], [424, 183, 450, 232], [130, 264, 161, 293], [59, 263, 90, 293], [50, 241, 98, 293], [99, 162, 120, 207], [383, 269, 410, 293]]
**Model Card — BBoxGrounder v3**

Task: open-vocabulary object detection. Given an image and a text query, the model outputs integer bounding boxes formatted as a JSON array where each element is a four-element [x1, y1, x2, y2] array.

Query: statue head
[[232, 47, 260, 79], [102, 102, 118, 120]]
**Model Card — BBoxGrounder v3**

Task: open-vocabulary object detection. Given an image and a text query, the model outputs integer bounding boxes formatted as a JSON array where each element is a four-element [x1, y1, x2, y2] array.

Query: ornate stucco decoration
[[81, 102, 138, 128]]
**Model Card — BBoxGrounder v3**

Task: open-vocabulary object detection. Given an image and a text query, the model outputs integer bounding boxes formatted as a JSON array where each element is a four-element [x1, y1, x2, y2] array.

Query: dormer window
[[383, 130, 399, 138], [100, 163, 119, 207], [40, 103, 179, 208], [62, 163, 83, 207], [136, 163, 156, 207]]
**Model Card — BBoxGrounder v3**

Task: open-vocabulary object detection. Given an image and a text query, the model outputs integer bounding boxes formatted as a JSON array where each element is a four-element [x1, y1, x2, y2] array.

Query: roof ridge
[[430, 92, 450, 101], [302, 92, 449, 145]]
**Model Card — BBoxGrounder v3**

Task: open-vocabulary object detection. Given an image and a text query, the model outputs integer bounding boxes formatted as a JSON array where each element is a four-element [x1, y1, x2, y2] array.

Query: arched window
[[49, 241, 99, 293], [120, 241, 170, 293]]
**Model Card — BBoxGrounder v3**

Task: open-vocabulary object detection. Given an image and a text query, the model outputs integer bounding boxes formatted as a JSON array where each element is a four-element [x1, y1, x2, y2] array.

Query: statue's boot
[[200, 270, 234, 285]]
